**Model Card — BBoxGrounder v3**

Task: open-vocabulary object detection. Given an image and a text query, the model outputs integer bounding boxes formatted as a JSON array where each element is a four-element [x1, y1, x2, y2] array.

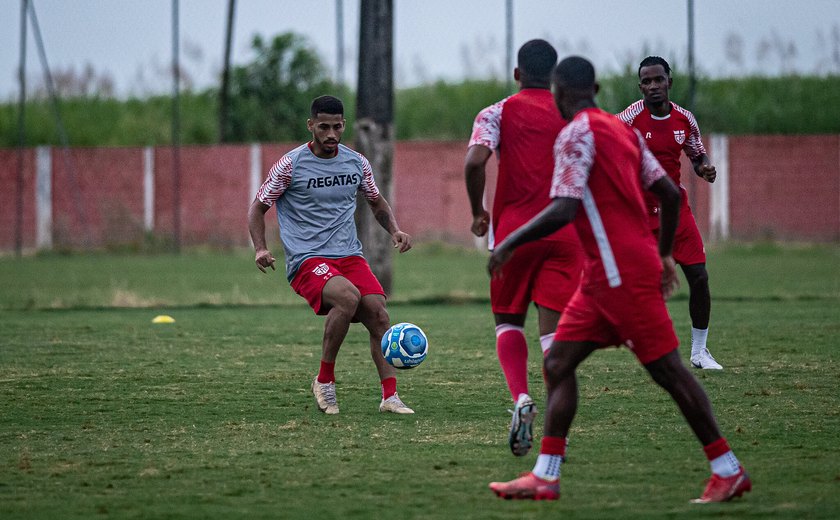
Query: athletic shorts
[[554, 276, 679, 365], [651, 200, 706, 266], [491, 238, 583, 315], [290, 256, 384, 315], [674, 203, 707, 265]]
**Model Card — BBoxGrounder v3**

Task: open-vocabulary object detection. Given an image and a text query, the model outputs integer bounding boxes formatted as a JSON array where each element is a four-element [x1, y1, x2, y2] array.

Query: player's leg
[[356, 294, 413, 414], [321, 276, 362, 362], [536, 305, 561, 354], [673, 208, 720, 370], [310, 275, 361, 414], [643, 350, 750, 502], [490, 288, 606, 500], [489, 339, 597, 500], [494, 312, 530, 401], [344, 256, 413, 414], [644, 350, 721, 443], [681, 263, 720, 369], [494, 311, 535, 455]]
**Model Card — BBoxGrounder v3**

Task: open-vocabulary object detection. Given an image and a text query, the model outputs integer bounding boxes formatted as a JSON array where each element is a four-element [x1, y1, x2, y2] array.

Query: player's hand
[[698, 163, 716, 183], [471, 210, 490, 237], [255, 249, 276, 273], [660, 255, 679, 299], [392, 231, 412, 253], [487, 244, 513, 278]]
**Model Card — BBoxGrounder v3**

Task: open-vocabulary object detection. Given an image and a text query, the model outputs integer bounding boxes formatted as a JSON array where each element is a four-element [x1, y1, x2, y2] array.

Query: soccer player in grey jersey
[[248, 95, 415, 415]]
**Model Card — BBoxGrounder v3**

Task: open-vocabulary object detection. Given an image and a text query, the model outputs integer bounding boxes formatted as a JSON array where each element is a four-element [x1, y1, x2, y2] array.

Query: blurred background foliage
[[2, 31, 839, 147]]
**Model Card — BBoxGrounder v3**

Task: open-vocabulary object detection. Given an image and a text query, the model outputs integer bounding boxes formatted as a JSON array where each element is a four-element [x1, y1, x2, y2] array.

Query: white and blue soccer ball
[[381, 322, 428, 369]]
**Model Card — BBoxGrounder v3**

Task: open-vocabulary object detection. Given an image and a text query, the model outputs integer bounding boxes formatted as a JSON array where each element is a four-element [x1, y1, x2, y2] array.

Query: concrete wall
[[1, 136, 838, 252]]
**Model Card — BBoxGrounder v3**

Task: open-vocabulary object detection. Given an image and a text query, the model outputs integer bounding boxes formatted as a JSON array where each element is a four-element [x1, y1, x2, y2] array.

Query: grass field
[[1, 243, 838, 519]]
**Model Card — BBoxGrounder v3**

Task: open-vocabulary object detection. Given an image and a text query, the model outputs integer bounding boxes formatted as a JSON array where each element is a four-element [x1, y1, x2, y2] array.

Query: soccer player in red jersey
[[618, 56, 721, 370], [465, 39, 583, 457], [487, 56, 750, 503]]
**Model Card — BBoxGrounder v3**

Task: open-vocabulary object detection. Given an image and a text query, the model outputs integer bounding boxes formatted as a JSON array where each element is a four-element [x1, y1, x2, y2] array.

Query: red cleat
[[691, 466, 752, 503], [489, 472, 560, 500]]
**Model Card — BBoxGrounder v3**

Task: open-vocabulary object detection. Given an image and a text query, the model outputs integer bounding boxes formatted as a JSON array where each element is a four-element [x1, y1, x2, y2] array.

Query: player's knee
[[684, 264, 709, 289], [368, 305, 390, 335], [646, 355, 685, 391], [543, 353, 573, 383], [331, 286, 362, 316]]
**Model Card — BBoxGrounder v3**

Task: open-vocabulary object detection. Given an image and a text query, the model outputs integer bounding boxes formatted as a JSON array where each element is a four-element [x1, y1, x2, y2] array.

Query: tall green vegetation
[[1, 37, 838, 148], [224, 33, 348, 143]]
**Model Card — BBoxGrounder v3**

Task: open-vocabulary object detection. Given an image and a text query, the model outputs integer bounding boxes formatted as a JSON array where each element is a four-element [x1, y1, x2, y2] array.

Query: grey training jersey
[[256, 143, 380, 281]]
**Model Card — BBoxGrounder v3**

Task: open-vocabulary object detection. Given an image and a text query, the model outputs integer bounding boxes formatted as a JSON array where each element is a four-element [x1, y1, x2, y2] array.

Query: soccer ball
[[381, 322, 428, 369]]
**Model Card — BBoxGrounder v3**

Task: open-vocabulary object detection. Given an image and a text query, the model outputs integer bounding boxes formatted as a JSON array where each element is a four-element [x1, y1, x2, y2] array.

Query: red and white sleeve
[[468, 99, 507, 150], [550, 113, 595, 200], [675, 106, 707, 160], [358, 154, 381, 201], [257, 154, 293, 206]]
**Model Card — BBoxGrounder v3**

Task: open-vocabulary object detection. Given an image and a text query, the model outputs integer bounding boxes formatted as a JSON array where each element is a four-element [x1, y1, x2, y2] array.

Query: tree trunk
[[355, 0, 394, 294]]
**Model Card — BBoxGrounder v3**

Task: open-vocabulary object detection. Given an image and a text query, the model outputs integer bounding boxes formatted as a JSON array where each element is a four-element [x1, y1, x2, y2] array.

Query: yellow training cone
[[152, 315, 176, 324]]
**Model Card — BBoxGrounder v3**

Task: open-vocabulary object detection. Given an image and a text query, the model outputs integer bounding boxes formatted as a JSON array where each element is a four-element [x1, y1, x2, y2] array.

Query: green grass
[[1, 243, 839, 519]]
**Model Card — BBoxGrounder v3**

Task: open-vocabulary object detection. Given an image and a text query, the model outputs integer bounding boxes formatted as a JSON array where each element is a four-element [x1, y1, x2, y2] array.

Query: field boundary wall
[[1, 136, 838, 252]]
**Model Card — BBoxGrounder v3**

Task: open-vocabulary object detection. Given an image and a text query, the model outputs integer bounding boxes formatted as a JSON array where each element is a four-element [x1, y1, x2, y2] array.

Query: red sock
[[381, 377, 397, 399], [703, 437, 730, 460], [540, 436, 567, 457], [317, 360, 335, 384], [495, 324, 529, 401]]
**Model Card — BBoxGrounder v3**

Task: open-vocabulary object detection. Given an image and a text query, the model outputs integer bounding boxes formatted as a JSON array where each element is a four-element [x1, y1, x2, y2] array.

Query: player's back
[[564, 108, 661, 287], [494, 89, 571, 243]]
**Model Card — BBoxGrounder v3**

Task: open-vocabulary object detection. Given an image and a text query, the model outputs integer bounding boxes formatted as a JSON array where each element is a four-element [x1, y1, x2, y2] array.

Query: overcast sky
[[1, 0, 838, 99]]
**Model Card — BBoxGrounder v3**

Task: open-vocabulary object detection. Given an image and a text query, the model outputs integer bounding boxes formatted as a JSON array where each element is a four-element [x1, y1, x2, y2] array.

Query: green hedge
[[2, 74, 838, 147]]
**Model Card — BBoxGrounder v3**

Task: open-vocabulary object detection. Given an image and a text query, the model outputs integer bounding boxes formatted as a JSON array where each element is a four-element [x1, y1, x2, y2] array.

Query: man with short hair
[[248, 95, 415, 415], [487, 56, 750, 503], [618, 56, 721, 370], [465, 39, 583, 457]]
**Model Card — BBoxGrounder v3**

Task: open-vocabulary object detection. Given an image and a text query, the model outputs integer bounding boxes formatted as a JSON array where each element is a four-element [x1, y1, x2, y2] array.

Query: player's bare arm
[[464, 145, 493, 237], [367, 195, 412, 253], [247, 198, 276, 272], [647, 177, 681, 297], [692, 153, 717, 183], [488, 197, 579, 277]]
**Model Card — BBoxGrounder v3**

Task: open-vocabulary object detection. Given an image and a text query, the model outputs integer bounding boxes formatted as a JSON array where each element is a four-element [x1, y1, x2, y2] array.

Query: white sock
[[539, 333, 554, 355], [710, 450, 741, 477], [691, 327, 709, 356], [532, 454, 562, 481]]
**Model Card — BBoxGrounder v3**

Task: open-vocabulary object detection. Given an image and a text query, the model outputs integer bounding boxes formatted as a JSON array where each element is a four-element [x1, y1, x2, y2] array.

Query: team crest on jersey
[[673, 130, 686, 144], [312, 263, 330, 276]]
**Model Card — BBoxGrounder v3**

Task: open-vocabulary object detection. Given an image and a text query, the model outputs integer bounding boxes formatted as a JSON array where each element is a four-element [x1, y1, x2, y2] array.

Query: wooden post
[[355, 0, 394, 294]]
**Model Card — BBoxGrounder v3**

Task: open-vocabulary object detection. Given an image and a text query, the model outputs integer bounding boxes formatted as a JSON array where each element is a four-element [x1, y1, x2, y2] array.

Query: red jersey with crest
[[618, 100, 706, 224], [550, 108, 667, 290], [469, 89, 579, 248]]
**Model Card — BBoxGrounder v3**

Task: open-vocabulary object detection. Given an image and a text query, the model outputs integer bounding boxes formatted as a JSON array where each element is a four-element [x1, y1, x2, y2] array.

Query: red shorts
[[491, 238, 583, 315], [651, 201, 706, 266], [554, 276, 679, 365], [290, 256, 384, 315]]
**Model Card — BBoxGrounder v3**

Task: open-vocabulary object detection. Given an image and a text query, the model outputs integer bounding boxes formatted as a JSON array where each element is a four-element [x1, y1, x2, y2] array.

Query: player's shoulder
[[557, 110, 596, 143], [338, 143, 370, 167], [271, 144, 307, 172], [475, 96, 509, 119], [670, 102, 697, 123], [282, 143, 309, 162], [617, 100, 646, 124]]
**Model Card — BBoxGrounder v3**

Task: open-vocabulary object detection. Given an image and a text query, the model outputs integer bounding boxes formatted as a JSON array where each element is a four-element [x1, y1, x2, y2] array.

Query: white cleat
[[379, 392, 415, 414], [312, 377, 339, 414], [691, 349, 723, 370], [508, 394, 537, 457]]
